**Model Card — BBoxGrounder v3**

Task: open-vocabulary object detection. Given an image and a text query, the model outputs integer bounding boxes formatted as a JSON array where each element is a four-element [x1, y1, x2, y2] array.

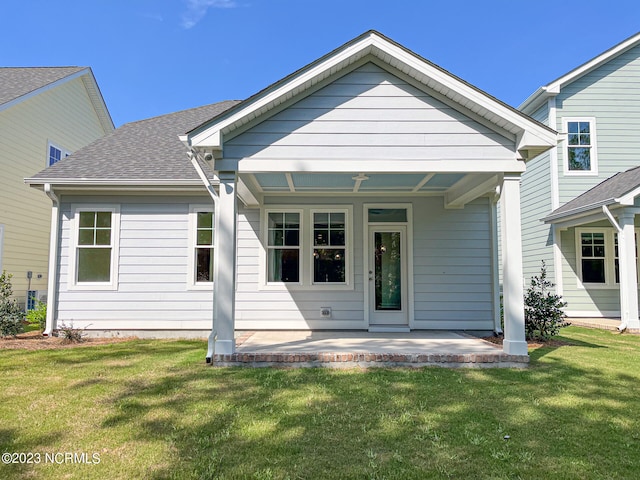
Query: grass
[[1, 326, 640, 479]]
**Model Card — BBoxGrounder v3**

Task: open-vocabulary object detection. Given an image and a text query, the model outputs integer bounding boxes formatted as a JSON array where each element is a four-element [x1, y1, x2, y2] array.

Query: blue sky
[[3, 1, 638, 127]]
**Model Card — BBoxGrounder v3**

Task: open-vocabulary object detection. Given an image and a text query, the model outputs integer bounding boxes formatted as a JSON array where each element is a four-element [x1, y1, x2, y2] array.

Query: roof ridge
[[123, 99, 241, 128]]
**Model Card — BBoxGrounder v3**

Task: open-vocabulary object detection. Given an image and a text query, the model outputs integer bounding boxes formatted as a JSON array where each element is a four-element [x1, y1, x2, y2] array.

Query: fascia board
[[25, 178, 210, 187], [616, 184, 640, 206], [543, 199, 617, 224], [80, 69, 115, 132]]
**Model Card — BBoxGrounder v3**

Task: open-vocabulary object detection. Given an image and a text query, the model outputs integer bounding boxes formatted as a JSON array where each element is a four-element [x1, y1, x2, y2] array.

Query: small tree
[[524, 261, 569, 340], [0, 271, 25, 337]]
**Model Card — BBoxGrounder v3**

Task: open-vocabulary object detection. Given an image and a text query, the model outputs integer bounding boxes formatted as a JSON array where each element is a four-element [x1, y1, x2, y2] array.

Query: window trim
[[562, 117, 598, 176], [259, 206, 354, 291], [68, 205, 120, 291], [575, 227, 640, 289], [187, 204, 216, 290], [47, 141, 71, 167]]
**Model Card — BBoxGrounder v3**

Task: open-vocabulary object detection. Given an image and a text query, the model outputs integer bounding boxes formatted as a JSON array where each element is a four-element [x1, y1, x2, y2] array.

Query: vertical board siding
[[0, 77, 108, 304], [225, 63, 515, 162], [556, 44, 640, 206]]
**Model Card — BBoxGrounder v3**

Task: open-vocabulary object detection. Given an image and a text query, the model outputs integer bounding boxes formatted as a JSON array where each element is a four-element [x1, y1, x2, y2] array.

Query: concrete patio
[[210, 330, 529, 368]]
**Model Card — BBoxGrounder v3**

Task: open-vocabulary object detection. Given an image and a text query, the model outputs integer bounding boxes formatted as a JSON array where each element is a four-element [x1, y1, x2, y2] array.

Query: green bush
[[0, 271, 25, 337], [26, 299, 47, 331], [524, 261, 570, 340]]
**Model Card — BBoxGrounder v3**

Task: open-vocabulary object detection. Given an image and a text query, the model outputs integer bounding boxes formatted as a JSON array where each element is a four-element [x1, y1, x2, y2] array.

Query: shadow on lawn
[[83, 333, 640, 479]]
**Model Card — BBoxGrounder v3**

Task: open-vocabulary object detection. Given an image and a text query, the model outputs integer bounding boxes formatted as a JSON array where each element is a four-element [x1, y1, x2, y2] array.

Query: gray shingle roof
[[27, 100, 240, 183], [0, 67, 86, 106], [545, 165, 640, 221]]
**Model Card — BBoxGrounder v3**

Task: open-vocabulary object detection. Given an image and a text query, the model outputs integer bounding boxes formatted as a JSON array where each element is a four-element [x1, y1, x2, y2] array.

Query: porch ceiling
[[248, 172, 468, 194]]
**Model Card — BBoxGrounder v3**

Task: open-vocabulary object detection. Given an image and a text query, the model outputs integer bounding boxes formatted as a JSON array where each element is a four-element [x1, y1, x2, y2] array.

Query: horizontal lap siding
[[225, 63, 515, 162], [56, 198, 214, 329], [413, 197, 493, 329], [556, 45, 640, 206]]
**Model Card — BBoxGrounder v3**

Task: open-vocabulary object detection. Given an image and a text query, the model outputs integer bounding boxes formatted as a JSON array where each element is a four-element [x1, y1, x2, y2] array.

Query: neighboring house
[[26, 31, 555, 357], [0, 67, 114, 308], [518, 32, 640, 330]]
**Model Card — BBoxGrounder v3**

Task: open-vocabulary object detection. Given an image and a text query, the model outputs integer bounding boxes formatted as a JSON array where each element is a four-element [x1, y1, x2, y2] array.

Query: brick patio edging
[[211, 352, 529, 368]]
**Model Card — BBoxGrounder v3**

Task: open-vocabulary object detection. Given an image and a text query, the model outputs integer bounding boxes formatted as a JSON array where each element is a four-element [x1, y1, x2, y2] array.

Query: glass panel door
[[374, 231, 402, 311]]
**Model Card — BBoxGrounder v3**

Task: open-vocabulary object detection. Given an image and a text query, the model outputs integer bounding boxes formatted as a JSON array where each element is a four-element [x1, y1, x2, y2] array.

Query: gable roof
[[0, 66, 115, 133], [544, 166, 640, 223], [184, 30, 556, 161], [25, 100, 240, 186], [520, 31, 640, 114]]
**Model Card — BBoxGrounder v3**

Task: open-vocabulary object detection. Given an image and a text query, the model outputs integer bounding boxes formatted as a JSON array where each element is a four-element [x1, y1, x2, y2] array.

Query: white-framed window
[[563, 118, 598, 175], [48, 141, 71, 166], [188, 205, 215, 289], [261, 206, 352, 290], [576, 228, 639, 287], [266, 211, 301, 284], [68, 205, 120, 290]]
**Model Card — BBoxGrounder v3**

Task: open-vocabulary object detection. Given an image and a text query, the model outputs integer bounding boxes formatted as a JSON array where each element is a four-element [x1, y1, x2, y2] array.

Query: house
[[26, 31, 556, 357], [0, 67, 114, 308], [518, 31, 640, 331]]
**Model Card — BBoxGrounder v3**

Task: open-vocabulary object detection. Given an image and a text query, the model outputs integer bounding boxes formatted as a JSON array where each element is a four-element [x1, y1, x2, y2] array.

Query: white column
[[500, 174, 528, 355], [618, 211, 639, 329], [213, 171, 237, 354]]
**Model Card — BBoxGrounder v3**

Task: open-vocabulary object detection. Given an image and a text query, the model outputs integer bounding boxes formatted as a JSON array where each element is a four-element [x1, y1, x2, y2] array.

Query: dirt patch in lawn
[[482, 334, 572, 349], [0, 330, 137, 350]]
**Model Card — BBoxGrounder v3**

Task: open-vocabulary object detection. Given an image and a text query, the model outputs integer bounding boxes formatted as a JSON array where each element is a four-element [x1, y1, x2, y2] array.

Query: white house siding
[[234, 196, 494, 331], [224, 63, 515, 163], [0, 77, 108, 305], [555, 44, 640, 206], [56, 196, 214, 331]]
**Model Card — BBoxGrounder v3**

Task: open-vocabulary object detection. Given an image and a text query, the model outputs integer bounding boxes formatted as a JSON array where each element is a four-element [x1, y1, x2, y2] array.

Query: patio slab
[[211, 331, 529, 368]]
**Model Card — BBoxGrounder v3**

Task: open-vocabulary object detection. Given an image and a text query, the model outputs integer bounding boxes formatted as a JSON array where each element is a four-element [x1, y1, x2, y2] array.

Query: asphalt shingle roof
[[27, 100, 240, 183], [0, 67, 86, 106], [546, 165, 640, 220]]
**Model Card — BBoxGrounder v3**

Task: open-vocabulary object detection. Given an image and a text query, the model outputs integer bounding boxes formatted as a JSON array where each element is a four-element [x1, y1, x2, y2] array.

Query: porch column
[[500, 174, 527, 355], [618, 211, 639, 329], [214, 171, 238, 354]]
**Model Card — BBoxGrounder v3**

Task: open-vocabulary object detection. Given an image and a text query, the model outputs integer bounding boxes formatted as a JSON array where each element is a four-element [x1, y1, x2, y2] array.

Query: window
[[76, 211, 114, 283], [262, 207, 352, 289], [48, 142, 70, 166], [563, 118, 597, 174], [580, 232, 606, 283], [195, 211, 214, 283], [267, 212, 300, 283], [576, 229, 640, 287], [313, 212, 346, 283]]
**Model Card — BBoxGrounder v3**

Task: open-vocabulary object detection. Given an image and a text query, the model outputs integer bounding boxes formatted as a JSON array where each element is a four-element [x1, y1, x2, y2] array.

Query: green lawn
[[1, 327, 639, 479]]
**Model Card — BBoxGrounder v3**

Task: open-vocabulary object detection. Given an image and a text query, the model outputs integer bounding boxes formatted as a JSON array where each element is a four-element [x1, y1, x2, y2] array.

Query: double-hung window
[[564, 118, 597, 174], [195, 211, 215, 283], [267, 212, 300, 283], [313, 212, 346, 284], [48, 142, 70, 166], [71, 206, 120, 289], [576, 229, 639, 287]]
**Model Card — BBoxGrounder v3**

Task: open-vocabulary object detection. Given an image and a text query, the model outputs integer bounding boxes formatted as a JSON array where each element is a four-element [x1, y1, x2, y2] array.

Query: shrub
[[26, 299, 47, 331], [524, 261, 570, 340], [0, 271, 25, 337], [57, 322, 86, 343]]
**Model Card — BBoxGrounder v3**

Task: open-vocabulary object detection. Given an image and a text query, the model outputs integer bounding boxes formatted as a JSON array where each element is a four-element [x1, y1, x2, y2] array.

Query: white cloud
[[181, 0, 237, 29]]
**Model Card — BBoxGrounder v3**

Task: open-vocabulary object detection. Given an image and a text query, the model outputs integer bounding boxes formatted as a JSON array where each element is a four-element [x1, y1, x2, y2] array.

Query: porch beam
[[213, 171, 238, 355], [237, 176, 261, 207], [617, 211, 640, 330], [500, 174, 528, 356], [412, 173, 435, 193], [444, 173, 500, 209]]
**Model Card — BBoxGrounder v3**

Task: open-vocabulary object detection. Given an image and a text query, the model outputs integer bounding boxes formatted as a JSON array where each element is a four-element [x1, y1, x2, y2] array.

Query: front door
[[368, 225, 408, 327]]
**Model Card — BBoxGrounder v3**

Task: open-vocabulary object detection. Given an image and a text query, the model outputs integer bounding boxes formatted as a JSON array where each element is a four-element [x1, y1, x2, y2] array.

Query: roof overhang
[[182, 30, 556, 162]]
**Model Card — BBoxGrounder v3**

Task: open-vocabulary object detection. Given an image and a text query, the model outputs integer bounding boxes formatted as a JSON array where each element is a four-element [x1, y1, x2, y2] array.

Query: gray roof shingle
[[545, 165, 640, 221], [27, 100, 240, 183], [0, 67, 86, 106]]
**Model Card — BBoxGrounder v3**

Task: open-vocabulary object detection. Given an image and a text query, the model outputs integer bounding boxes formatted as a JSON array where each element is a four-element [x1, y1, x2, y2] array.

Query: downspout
[[187, 150, 220, 362], [602, 205, 627, 332], [43, 184, 59, 337]]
